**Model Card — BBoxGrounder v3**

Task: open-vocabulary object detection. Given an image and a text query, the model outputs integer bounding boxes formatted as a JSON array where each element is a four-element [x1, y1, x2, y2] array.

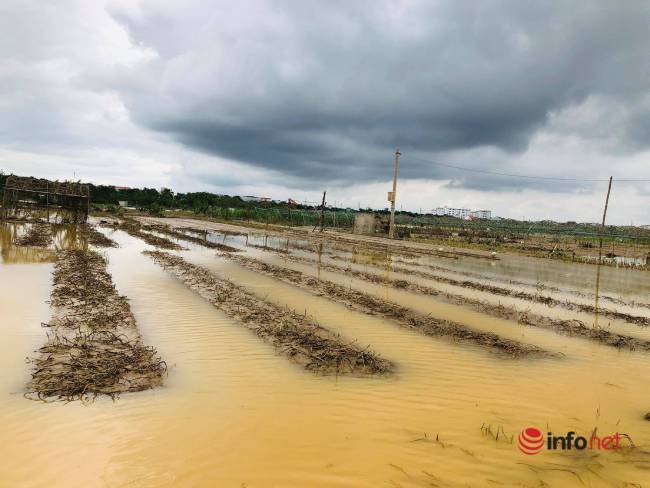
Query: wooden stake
[[1, 187, 6, 221], [319, 191, 326, 233]]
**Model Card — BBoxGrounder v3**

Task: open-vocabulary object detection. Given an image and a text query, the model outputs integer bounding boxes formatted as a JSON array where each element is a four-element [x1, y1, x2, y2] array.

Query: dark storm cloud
[[441, 173, 596, 194], [109, 0, 650, 190]]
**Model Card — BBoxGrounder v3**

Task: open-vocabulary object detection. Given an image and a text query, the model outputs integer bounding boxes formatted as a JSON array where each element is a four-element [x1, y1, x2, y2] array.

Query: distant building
[[434, 206, 492, 220], [469, 209, 492, 219], [434, 206, 471, 219], [113, 186, 131, 191], [241, 195, 272, 203]]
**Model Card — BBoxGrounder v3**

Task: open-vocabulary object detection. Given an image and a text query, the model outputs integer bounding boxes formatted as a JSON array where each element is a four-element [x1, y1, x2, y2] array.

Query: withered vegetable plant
[[101, 218, 185, 250], [144, 250, 393, 376], [14, 223, 53, 247], [220, 254, 552, 358], [26, 250, 166, 402]]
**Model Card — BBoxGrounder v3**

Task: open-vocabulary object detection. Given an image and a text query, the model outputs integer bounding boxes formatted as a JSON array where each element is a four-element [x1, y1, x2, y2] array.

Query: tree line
[[0, 171, 305, 213], [89, 184, 304, 213]]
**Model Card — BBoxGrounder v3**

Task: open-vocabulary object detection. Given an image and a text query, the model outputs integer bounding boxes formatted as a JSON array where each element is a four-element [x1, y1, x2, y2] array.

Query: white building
[[469, 209, 492, 219], [433, 206, 492, 219], [433, 206, 471, 219]]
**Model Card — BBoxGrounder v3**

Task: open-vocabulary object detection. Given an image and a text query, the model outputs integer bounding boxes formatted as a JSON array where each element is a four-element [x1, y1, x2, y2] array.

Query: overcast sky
[[1, 0, 650, 224]]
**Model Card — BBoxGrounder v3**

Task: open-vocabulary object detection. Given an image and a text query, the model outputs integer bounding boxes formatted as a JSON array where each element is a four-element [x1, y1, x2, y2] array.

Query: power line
[[402, 155, 650, 182]]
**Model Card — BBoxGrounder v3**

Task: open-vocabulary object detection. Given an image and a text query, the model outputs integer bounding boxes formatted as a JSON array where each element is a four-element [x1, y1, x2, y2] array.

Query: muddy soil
[[144, 251, 392, 375], [142, 223, 240, 252], [14, 223, 53, 247], [325, 254, 650, 327], [386, 262, 650, 327], [294, 230, 494, 260], [80, 223, 118, 248], [388, 256, 650, 311], [248, 242, 289, 254], [285, 254, 650, 350], [141, 216, 492, 260], [26, 250, 166, 402], [138, 217, 650, 326], [221, 253, 551, 358], [295, 234, 429, 259], [183, 226, 247, 237], [102, 219, 185, 250]]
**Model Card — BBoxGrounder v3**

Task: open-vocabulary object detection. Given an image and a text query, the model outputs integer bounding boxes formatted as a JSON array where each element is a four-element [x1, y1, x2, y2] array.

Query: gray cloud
[[107, 0, 650, 190], [1, 0, 650, 224]]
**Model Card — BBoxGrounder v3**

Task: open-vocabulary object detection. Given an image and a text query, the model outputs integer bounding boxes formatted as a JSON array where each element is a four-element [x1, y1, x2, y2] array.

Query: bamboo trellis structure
[[1, 175, 90, 222]]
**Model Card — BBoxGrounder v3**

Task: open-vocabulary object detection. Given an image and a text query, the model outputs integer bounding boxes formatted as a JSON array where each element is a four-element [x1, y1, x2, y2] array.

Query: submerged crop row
[[277, 253, 650, 352], [26, 249, 166, 402], [220, 253, 551, 358], [144, 250, 393, 376]]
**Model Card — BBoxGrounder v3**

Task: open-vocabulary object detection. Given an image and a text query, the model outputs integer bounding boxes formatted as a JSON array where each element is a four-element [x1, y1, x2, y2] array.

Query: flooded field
[[3, 218, 650, 486]]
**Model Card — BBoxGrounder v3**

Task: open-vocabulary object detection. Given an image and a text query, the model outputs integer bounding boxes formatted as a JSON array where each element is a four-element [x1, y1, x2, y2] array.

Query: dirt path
[[220, 253, 552, 358], [144, 251, 393, 376], [26, 250, 166, 402]]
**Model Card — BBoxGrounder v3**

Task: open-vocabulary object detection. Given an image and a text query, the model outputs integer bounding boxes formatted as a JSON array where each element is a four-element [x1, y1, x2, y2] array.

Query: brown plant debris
[[141, 223, 241, 252], [79, 223, 118, 248], [14, 223, 53, 247], [144, 250, 392, 375], [26, 250, 166, 402], [385, 262, 650, 326], [285, 254, 650, 351], [389, 256, 650, 311], [292, 230, 485, 259], [314, 253, 650, 328], [247, 242, 289, 254], [183, 226, 246, 237], [101, 218, 185, 250], [221, 254, 551, 358]]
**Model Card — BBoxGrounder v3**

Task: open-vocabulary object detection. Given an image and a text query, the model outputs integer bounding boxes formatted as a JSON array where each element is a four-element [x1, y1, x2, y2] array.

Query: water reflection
[[2, 220, 648, 486], [0, 222, 90, 264]]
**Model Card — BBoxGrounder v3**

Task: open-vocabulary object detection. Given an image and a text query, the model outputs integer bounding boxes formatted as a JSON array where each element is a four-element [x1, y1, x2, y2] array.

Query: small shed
[[353, 212, 386, 235]]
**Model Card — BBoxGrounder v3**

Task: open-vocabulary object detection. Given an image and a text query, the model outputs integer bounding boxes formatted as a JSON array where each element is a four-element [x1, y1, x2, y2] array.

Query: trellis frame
[[1, 175, 90, 222]]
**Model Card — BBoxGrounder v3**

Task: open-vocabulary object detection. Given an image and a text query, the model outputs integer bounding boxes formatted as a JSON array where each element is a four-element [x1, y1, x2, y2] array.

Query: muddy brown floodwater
[[3, 218, 650, 486]]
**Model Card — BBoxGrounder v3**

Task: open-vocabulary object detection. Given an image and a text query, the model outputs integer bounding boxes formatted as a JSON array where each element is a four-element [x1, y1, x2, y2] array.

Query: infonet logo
[[517, 427, 621, 455], [518, 427, 545, 455]]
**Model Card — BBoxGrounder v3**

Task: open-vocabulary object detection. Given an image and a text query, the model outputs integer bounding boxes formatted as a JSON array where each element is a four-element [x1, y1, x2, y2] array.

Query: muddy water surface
[[2, 223, 650, 486]]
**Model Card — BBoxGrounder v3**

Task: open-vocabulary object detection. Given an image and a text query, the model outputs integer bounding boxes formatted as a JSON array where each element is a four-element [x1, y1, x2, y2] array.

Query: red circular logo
[[518, 427, 544, 455]]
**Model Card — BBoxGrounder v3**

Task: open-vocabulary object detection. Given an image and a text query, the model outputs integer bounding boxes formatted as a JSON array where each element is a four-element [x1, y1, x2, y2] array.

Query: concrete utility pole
[[594, 176, 613, 328], [388, 148, 401, 239]]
